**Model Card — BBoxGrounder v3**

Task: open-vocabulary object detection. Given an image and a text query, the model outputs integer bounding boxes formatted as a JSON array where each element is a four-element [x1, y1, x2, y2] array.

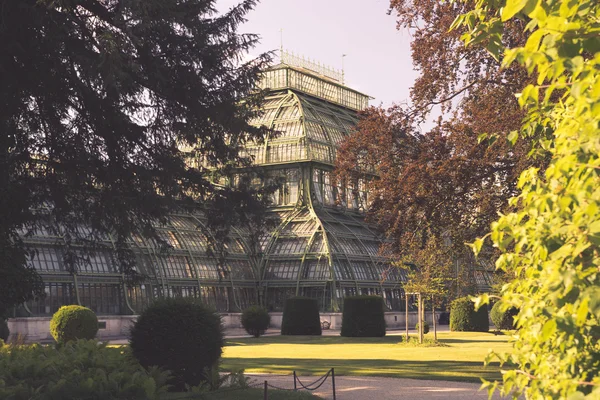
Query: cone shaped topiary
[[281, 297, 321, 335], [490, 301, 519, 330], [450, 296, 489, 332], [341, 296, 386, 337], [0, 319, 9, 342], [50, 305, 98, 343], [129, 297, 224, 391]]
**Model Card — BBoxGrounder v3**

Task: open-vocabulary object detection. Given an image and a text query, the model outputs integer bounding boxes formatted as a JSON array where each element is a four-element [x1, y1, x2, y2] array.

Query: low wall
[[7, 311, 442, 342], [269, 311, 439, 330]]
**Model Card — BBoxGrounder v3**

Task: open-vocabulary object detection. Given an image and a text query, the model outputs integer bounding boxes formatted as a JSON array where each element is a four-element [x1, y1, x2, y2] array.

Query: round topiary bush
[[0, 319, 9, 342], [490, 301, 519, 330], [450, 296, 489, 332], [416, 321, 430, 335], [341, 296, 386, 337], [50, 305, 98, 343], [281, 297, 321, 336], [129, 297, 224, 391], [241, 305, 270, 337]]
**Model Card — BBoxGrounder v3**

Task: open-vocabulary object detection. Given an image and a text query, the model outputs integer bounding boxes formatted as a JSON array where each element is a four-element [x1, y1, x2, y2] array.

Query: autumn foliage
[[335, 0, 549, 293]]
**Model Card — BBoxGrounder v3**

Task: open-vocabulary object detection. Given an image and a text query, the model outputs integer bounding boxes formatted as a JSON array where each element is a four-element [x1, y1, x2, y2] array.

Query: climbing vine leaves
[[455, 0, 600, 398]]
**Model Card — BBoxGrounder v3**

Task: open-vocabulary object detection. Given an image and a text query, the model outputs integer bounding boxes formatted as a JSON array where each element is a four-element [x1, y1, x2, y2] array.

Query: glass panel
[[28, 283, 76, 316], [265, 287, 297, 311], [271, 238, 308, 255], [76, 251, 118, 274], [128, 283, 153, 314], [28, 246, 64, 272], [302, 259, 330, 280], [265, 260, 301, 280], [78, 283, 122, 315], [161, 255, 195, 279]]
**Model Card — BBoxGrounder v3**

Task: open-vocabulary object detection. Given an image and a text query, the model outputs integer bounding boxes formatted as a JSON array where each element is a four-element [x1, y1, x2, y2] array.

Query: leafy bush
[[416, 321, 430, 335], [450, 296, 489, 332], [0, 319, 8, 342], [50, 305, 98, 342], [241, 306, 270, 338], [129, 297, 224, 391], [0, 340, 169, 399], [281, 297, 321, 336], [341, 296, 386, 337], [490, 301, 518, 330]]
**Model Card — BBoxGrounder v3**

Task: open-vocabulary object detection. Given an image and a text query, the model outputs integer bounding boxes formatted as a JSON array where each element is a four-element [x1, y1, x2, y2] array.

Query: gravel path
[[248, 374, 507, 399]]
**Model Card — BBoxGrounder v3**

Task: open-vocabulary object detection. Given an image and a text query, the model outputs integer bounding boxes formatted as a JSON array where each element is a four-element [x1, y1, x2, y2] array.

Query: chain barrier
[[295, 369, 331, 391], [172, 368, 337, 399]]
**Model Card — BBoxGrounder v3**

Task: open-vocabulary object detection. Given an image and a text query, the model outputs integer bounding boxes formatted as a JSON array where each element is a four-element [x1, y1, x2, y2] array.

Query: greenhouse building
[[15, 53, 408, 326]]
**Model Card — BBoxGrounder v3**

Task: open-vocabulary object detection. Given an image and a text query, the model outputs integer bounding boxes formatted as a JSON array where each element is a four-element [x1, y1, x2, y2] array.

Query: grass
[[164, 388, 320, 399], [221, 331, 513, 383]]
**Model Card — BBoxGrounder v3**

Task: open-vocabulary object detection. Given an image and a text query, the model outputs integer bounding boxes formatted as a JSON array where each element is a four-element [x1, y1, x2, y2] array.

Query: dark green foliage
[[490, 301, 519, 330], [0, 0, 271, 311], [50, 305, 98, 342], [281, 297, 321, 336], [450, 297, 489, 332], [341, 296, 386, 337], [0, 319, 8, 342], [439, 312, 450, 325], [416, 321, 430, 335], [0, 340, 169, 399], [129, 297, 224, 391], [242, 306, 270, 338]]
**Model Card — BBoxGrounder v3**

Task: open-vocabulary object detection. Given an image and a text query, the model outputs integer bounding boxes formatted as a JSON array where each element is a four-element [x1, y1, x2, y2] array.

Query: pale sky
[[217, 0, 418, 109]]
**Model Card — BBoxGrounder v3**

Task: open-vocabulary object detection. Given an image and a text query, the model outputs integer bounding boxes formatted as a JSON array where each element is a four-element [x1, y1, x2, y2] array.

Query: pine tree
[[0, 0, 270, 313]]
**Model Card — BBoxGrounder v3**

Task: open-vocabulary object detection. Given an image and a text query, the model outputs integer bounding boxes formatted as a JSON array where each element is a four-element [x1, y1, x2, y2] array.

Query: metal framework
[[18, 62, 408, 317]]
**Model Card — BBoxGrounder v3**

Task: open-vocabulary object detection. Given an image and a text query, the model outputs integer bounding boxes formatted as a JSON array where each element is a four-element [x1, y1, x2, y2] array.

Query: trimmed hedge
[[241, 306, 270, 337], [416, 321, 430, 335], [129, 297, 224, 391], [490, 301, 519, 330], [281, 297, 321, 336], [0, 319, 8, 342], [341, 296, 386, 337], [50, 305, 98, 342], [450, 296, 489, 332]]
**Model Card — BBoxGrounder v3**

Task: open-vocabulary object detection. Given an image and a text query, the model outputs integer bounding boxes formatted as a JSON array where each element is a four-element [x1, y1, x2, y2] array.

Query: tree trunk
[[405, 293, 409, 342], [432, 296, 437, 341], [418, 293, 423, 344]]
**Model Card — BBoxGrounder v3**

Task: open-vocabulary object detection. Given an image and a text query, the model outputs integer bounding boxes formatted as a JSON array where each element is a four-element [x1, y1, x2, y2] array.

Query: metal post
[[264, 380, 268, 400], [293, 371, 297, 391], [332, 368, 337, 400]]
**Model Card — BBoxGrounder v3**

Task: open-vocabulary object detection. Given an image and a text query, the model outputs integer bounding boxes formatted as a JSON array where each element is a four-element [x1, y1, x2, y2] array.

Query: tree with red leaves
[[335, 0, 550, 295]]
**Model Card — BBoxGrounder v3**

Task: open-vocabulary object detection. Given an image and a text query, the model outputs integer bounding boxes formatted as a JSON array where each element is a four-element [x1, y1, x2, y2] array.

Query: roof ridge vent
[[281, 49, 343, 83]]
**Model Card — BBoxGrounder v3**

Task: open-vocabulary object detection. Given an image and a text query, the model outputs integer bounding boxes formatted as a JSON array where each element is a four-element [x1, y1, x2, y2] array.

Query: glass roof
[[242, 90, 359, 167], [260, 206, 400, 287]]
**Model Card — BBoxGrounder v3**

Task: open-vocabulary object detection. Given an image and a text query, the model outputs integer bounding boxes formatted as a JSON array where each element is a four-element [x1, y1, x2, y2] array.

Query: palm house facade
[[17, 53, 405, 319]]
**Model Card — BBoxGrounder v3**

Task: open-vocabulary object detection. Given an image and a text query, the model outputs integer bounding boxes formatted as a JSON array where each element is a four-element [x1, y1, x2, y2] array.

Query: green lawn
[[164, 388, 320, 399], [221, 331, 513, 383]]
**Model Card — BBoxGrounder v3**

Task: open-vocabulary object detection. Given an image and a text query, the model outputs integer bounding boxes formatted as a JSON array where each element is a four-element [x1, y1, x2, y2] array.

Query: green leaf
[[469, 237, 485, 256], [576, 298, 589, 326], [502, 0, 528, 21], [540, 319, 556, 341], [507, 130, 519, 145]]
